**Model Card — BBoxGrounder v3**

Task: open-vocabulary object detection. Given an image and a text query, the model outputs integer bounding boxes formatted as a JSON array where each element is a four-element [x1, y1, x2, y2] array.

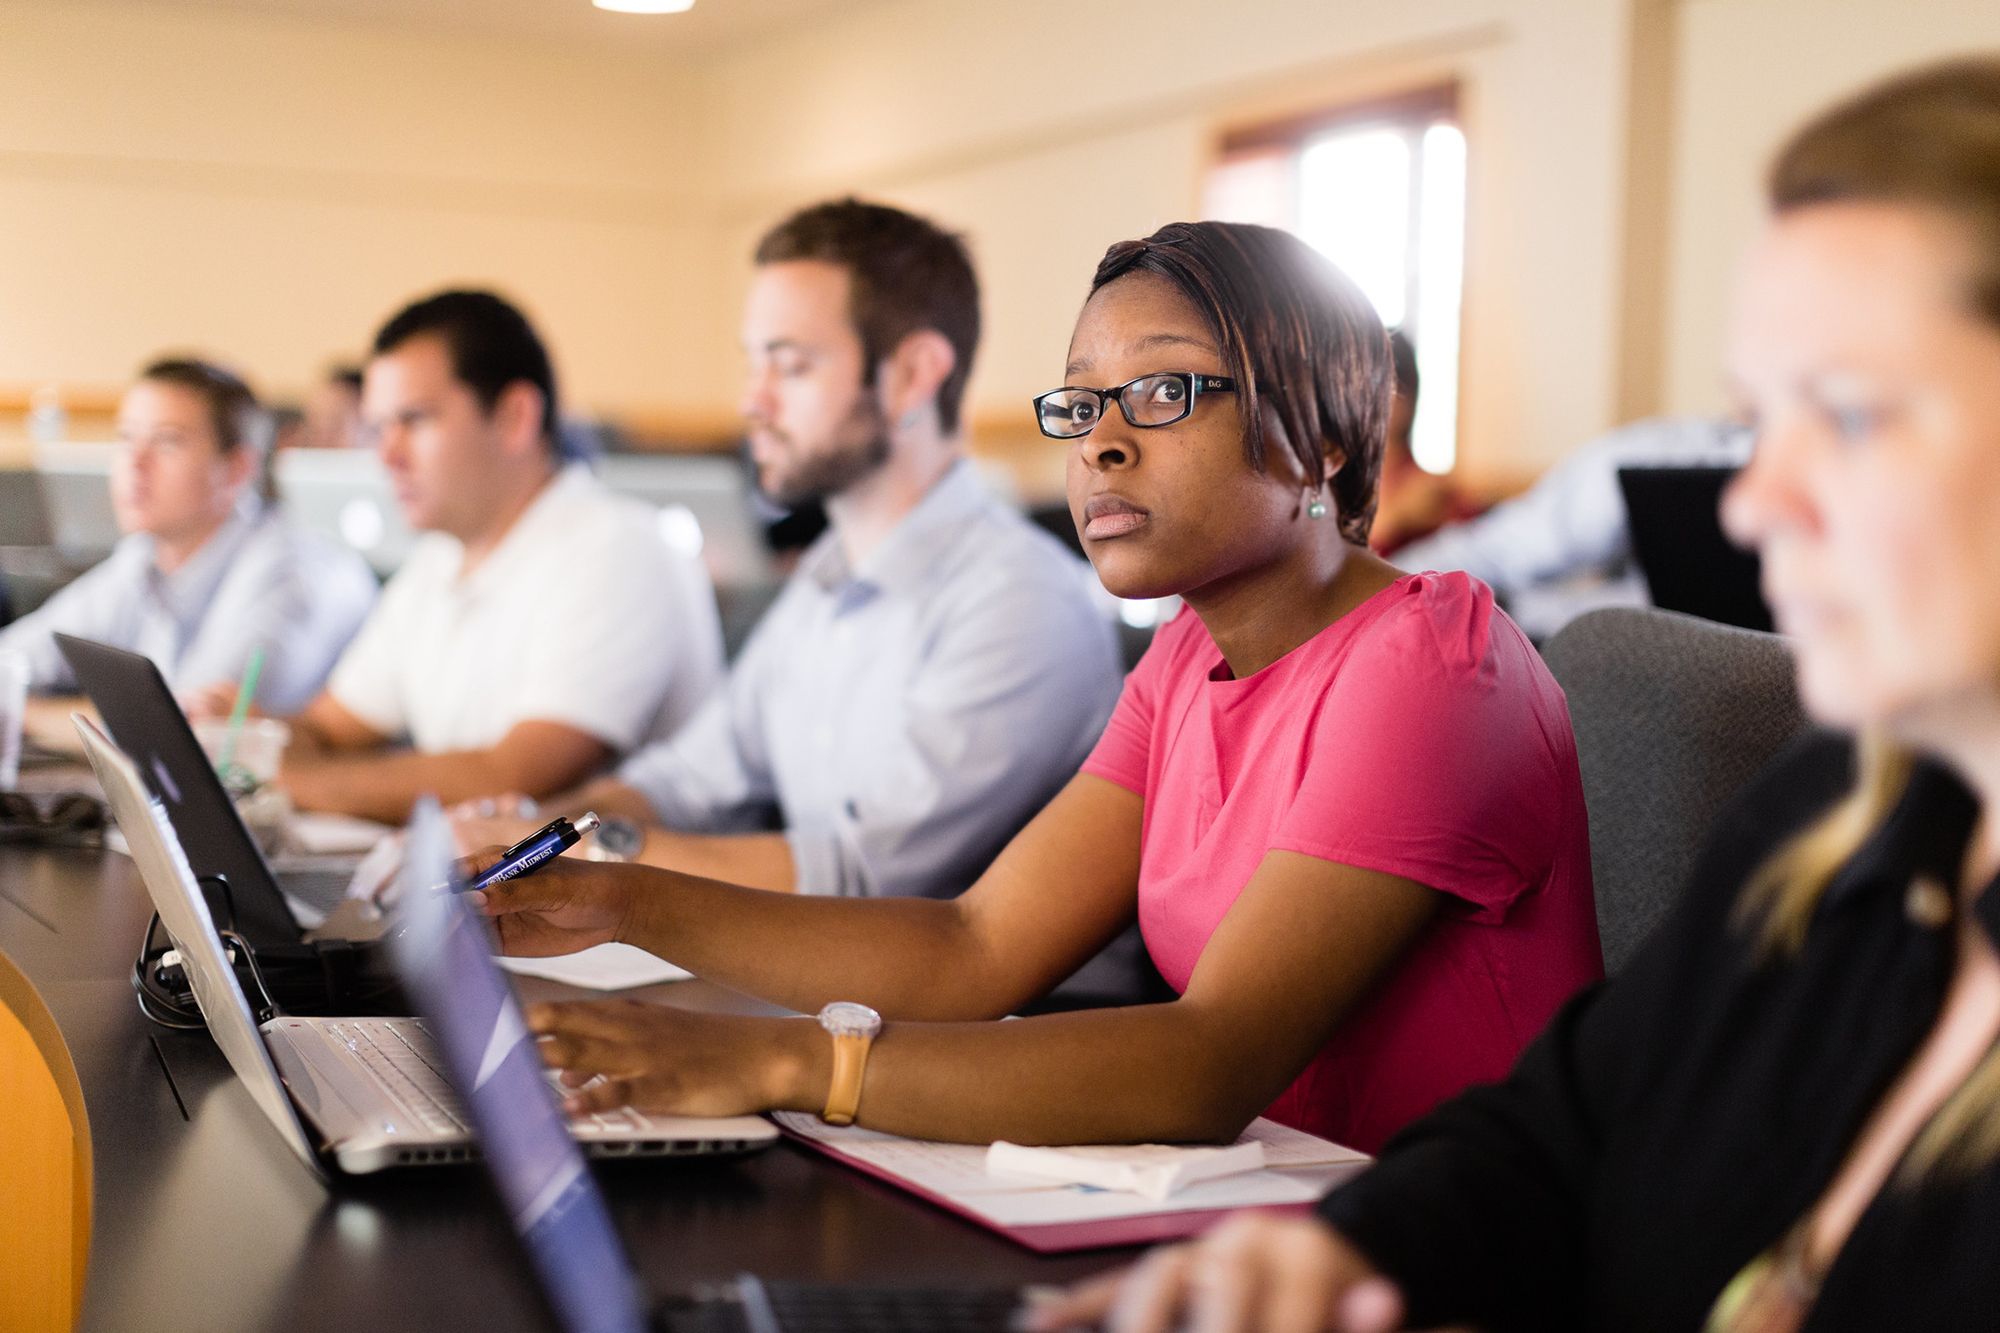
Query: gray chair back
[[1542, 607, 1808, 973]]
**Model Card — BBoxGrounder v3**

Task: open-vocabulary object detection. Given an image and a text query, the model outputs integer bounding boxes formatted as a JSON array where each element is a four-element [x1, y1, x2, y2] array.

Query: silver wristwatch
[[586, 816, 645, 863]]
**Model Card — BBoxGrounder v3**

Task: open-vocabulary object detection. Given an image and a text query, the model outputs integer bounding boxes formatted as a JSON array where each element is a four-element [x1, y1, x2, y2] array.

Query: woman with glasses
[[1035, 58, 2000, 1333], [471, 221, 1600, 1155]]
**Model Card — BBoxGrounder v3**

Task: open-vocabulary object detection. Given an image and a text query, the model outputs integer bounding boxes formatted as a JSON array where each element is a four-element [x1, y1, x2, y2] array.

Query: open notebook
[[774, 1112, 1369, 1253]]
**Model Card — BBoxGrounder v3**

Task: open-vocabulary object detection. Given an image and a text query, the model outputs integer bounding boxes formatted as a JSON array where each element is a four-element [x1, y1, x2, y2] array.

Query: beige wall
[[1660, 0, 2000, 417], [4, 0, 1999, 487], [696, 0, 1647, 488], [0, 1, 722, 418]]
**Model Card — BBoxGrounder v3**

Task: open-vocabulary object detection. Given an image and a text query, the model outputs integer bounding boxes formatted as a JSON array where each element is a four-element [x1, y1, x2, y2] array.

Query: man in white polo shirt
[[271, 290, 722, 823]]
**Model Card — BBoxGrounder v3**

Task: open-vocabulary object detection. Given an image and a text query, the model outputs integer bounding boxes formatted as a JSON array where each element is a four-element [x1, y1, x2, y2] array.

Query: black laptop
[[1617, 466, 1774, 633], [59, 635, 388, 1005]]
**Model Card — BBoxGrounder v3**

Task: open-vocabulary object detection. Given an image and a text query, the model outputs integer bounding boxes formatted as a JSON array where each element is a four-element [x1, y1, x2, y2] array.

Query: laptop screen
[[390, 801, 648, 1333], [57, 633, 304, 949]]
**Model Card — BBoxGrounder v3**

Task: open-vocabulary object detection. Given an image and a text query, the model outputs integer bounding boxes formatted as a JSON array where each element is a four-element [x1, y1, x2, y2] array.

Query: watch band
[[821, 1029, 874, 1126]]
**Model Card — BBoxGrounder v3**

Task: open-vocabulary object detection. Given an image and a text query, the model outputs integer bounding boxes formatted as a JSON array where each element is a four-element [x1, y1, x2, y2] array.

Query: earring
[[1305, 488, 1328, 520]]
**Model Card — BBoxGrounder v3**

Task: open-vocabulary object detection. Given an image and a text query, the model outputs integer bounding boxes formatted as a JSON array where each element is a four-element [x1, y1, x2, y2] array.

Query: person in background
[[1367, 329, 1480, 556], [194, 290, 723, 824], [466, 220, 1599, 1156], [1036, 56, 2000, 1333], [3, 356, 376, 737], [1390, 412, 1748, 638], [454, 199, 1142, 1000], [300, 365, 365, 451]]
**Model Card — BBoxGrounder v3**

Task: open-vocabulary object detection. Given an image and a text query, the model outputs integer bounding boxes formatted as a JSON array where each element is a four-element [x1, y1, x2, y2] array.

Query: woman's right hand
[[1025, 1211, 1420, 1333], [463, 849, 636, 957]]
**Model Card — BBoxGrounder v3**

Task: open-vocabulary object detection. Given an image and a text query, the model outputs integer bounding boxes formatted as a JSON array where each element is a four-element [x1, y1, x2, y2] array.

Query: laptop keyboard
[[276, 864, 359, 914], [660, 1278, 1024, 1333], [326, 1017, 664, 1137], [327, 1018, 467, 1134], [759, 1282, 1023, 1332]]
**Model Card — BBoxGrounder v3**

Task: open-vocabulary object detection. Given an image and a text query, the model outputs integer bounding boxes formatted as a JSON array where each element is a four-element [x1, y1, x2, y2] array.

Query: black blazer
[[1319, 731, 2000, 1332]]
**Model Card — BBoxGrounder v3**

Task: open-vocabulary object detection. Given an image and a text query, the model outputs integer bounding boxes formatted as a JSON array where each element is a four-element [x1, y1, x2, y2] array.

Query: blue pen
[[463, 811, 601, 893]]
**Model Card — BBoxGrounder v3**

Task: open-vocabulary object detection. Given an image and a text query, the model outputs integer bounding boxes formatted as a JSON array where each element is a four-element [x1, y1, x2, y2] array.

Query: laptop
[[271, 447, 416, 576], [1617, 466, 1775, 633], [79, 714, 779, 1176], [593, 452, 776, 587], [57, 633, 366, 954], [390, 799, 1027, 1332]]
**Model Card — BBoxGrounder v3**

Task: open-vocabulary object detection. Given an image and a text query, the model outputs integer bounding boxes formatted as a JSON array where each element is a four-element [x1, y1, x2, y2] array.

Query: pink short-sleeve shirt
[[1083, 572, 1602, 1152]]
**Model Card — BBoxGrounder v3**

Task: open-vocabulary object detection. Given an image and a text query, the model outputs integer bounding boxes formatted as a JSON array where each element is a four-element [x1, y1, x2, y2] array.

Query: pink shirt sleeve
[[1080, 610, 1186, 796], [1272, 577, 1567, 923]]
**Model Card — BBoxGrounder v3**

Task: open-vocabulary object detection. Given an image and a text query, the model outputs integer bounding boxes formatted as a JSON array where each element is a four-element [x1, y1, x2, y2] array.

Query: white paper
[[499, 943, 692, 990], [986, 1139, 1267, 1201], [774, 1113, 1366, 1228], [287, 811, 394, 855]]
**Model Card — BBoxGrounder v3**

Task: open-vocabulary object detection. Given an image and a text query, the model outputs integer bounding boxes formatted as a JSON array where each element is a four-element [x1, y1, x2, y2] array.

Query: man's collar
[[141, 501, 261, 609], [454, 465, 587, 591], [805, 460, 989, 599]]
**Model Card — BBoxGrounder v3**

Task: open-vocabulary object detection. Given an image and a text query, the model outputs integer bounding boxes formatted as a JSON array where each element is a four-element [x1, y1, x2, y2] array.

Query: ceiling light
[[594, 0, 696, 12]]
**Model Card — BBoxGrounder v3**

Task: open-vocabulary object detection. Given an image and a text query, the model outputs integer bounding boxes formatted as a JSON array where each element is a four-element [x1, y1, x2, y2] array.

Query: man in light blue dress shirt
[[3, 359, 376, 725], [461, 200, 1143, 998]]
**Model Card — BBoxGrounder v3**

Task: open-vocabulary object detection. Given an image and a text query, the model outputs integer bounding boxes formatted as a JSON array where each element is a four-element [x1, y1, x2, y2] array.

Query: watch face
[[818, 1001, 882, 1038], [594, 817, 644, 860]]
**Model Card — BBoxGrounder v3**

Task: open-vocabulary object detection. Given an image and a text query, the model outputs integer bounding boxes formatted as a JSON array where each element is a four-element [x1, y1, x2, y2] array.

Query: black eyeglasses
[[1033, 372, 1236, 440]]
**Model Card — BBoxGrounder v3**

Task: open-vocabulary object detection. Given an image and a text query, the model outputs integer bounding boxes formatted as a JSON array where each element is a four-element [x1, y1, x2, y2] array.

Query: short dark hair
[[1090, 221, 1391, 545], [754, 198, 981, 435], [371, 290, 561, 449], [137, 357, 266, 456], [1388, 328, 1419, 401]]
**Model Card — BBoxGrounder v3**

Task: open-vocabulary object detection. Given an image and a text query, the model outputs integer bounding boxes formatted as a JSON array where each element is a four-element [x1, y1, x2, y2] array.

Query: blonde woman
[[1037, 57, 2000, 1333]]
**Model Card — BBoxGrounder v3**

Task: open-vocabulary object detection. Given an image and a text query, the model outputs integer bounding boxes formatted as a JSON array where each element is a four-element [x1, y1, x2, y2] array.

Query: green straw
[[216, 646, 265, 786]]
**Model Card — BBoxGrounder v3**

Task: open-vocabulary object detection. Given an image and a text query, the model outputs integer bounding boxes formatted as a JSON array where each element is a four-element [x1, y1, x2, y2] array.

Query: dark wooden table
[[0, 839, 1133, 1331]]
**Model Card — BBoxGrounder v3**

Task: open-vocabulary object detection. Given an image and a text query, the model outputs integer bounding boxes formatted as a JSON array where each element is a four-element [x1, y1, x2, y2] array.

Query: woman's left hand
[[525, 1000, 816, 1119]]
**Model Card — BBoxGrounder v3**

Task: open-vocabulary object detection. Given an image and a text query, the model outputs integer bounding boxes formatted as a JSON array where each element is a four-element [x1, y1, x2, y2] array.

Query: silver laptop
[[271, 447, 416, 576], [78, 714, 778, 1176], [593, 451, 776, 586]]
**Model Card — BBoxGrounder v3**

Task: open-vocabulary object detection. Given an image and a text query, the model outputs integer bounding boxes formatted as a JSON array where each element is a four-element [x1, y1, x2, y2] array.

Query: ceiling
[[111, 0, 876, 59]]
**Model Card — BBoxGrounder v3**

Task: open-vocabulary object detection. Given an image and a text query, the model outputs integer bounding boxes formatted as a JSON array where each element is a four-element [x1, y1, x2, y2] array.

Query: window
[[1204, 87, 1466, 474]]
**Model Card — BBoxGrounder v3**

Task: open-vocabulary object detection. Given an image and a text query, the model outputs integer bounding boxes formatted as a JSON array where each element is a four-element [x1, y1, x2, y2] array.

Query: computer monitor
[[33, 441, 123, 557], [0, 469, 57, 547]]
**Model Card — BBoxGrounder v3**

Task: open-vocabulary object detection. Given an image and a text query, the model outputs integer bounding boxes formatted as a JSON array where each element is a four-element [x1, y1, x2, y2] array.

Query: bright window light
[[1204, 95, 1468, 475], [1412, 123, 1466, 474], [1299, 127, 1411, 328], [594, 0, 695, 13]]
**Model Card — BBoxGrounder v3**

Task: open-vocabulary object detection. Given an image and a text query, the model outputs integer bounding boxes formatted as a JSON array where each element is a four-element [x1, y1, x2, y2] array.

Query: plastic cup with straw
[[214, 647, 265, 797]]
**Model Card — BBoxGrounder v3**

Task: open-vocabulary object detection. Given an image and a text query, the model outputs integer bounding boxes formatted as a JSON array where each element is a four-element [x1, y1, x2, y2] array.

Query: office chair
[[1542, 607, 1807, 973]]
